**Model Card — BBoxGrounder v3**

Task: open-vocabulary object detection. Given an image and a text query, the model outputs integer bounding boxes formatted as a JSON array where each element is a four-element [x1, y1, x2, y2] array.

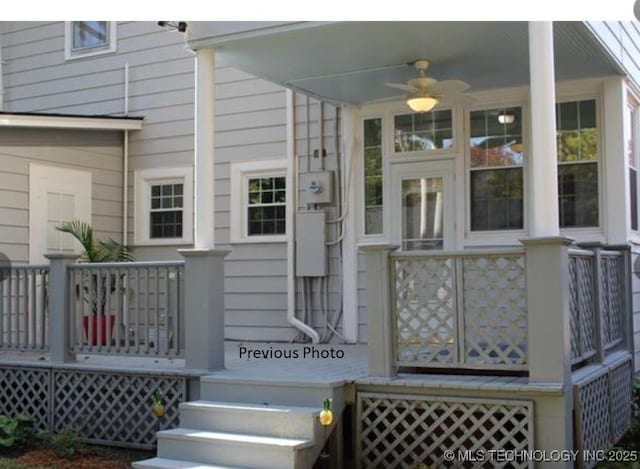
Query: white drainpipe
[[0, 30, 4, 111], [286, 89, 320, 343], [122, 64, 130, 244]]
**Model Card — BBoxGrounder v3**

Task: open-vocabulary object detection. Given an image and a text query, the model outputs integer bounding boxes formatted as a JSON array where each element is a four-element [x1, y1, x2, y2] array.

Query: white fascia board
[[0, 114, 143, 131]]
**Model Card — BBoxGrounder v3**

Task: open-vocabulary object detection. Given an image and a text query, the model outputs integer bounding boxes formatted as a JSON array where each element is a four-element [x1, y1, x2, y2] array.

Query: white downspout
[[287, 89, 320, 343], [123, 130, 129, 244], [0, 30, 4, 111], [122, 64, 130, 244]]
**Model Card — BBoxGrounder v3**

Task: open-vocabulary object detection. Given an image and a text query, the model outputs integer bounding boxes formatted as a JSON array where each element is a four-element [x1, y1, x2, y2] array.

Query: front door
[[391, 159, 456, 251]]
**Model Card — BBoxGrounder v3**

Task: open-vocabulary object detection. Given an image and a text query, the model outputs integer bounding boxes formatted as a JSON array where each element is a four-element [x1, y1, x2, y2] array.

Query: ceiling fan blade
[[438, 93, 475, 105], [385, 82, 418, 93], [365, 95, 405, 104], [428, 80, 470, 95]]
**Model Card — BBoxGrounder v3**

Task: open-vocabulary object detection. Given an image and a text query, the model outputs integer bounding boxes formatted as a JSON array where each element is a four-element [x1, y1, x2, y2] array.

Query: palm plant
[[57, 220, 134, 263], [57, 220, 134, 315]]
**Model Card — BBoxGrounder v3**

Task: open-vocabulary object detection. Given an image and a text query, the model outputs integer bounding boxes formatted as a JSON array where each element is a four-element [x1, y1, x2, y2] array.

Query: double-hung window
[[469, 107, 524, 231], [247, 176, 286, 236], [150, 182, 184, 239], [230, 160, 288, 243], [556, 99, 599, 228], [65, 21, 116, 59], [134, 167, 193, 245]]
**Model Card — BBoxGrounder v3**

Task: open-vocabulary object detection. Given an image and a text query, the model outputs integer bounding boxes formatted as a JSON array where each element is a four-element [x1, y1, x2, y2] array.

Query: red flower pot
[[83, 315, 116, 346]]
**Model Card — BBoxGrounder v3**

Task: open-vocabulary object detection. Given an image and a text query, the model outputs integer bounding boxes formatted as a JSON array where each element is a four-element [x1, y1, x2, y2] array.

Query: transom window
[[394, 110, 453, 152], [150, 183, 183, 239], [247, 177, 286, 236], [65, 21, 116, 59], [556, 99, 598, 228], [469, 107, 524, 231]]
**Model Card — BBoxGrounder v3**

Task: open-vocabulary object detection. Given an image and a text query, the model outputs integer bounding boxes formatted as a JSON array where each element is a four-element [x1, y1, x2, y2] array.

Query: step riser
[[200, 381, 343, 408], [180, 406, 317, 440], [157, 436, 299, 469]]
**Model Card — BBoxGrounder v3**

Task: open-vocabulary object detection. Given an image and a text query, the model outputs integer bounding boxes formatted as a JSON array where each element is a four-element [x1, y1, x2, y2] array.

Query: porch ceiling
[[187, 21, 622, 105]]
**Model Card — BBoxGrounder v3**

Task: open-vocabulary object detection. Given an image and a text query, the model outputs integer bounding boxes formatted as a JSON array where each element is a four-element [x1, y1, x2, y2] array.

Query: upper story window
[[65, 21, 117, 60], [394, 110, 453, 153], [469, 107, 524, 231], [556, 99, 599, 228]]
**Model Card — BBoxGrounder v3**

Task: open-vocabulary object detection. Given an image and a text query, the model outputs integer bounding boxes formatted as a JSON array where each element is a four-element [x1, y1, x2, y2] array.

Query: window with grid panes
[[247, 176, 286, 236], [556, 99, 598, 228], [469, 107, 524, 231], [149, 183, 184, 239]]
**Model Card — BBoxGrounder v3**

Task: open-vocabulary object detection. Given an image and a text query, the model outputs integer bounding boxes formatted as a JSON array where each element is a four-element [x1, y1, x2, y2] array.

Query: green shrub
[[0, 415, 33, 448], [50, 427, 83, 458]]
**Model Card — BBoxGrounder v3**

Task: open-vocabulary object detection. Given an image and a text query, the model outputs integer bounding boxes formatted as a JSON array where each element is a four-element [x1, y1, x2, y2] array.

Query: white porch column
[[603, 78, 630, 243], [341, 105, 362, 344], [194, 47, 216, 249], [524, 23, 574, 462], [528, 21, 560, 238], [180, 47, 228, 372]]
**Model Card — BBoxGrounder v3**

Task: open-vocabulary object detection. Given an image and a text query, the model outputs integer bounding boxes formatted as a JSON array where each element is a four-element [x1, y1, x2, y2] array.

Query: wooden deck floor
[[0, 341, 370, 381]]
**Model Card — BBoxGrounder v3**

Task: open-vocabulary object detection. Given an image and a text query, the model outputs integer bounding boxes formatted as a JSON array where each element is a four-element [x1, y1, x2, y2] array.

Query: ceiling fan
[[380, 59, 471, 112]]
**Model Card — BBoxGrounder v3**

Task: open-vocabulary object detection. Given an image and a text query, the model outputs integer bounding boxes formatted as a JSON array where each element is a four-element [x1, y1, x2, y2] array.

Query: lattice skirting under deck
[[0, 364, 188, 449], [357, 392, 534, 469], [574, 357, 633, 469]]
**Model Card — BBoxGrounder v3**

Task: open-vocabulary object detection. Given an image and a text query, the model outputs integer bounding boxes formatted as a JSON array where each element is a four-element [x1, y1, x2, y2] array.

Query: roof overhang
[[0, 112, 144, 131], [187, 21, 623, 106]]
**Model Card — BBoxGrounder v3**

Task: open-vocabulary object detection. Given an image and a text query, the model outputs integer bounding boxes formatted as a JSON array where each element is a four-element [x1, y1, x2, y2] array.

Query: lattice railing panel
[[0, 366, 50, 430], [394, 257, 457, 364], [573, 357, 633, 469], [610, 360, 632, 443], [358, 392, 533, 469], [568, 254, 597, 364], [462, 255, 527, 366], [575, 371, 610, 465], [52, 369, 186, 448], [600, 255, 623, 350]]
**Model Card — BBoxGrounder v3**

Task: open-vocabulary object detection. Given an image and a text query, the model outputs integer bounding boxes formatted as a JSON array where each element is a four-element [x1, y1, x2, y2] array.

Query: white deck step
[[132, 457, 248, 469], [200, 375, 344, 408], [157, 428, 314, 469], [179, 400, 320, 440]]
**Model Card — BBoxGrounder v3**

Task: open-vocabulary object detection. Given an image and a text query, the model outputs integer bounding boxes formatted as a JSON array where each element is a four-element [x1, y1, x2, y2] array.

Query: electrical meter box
[[299, 171, 334, 206], [295, 210, 327, 277]]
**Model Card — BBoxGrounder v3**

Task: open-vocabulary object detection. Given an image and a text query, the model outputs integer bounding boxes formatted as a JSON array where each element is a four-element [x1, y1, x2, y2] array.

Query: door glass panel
[[401, 177, 444, 250], [46, 191, 76, 252]]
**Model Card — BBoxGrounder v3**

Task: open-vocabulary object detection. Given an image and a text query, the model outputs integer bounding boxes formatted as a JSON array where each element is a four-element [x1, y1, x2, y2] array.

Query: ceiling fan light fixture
[[498, 112, 516, 125], [406, 93, 439, 113]]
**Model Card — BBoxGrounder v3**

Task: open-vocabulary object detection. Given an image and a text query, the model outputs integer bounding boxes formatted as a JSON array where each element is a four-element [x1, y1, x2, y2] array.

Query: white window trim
[[230, 159, 288, 244], [64, 21, 117, 61], [134, 167, 193, 246]]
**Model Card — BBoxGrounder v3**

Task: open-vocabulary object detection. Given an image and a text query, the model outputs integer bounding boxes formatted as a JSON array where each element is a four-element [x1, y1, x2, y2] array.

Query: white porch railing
[[0, 265, 49, 351], [390, 249, 528, 371], [67, 261, 185, 357], [568, 248, 626, 366]]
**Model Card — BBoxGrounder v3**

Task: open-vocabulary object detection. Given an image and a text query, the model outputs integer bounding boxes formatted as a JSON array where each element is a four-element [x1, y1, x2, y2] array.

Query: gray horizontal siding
[[0, 128, 123, 263], [0, 21, 351, 342], [587, 22, 640, 91]]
